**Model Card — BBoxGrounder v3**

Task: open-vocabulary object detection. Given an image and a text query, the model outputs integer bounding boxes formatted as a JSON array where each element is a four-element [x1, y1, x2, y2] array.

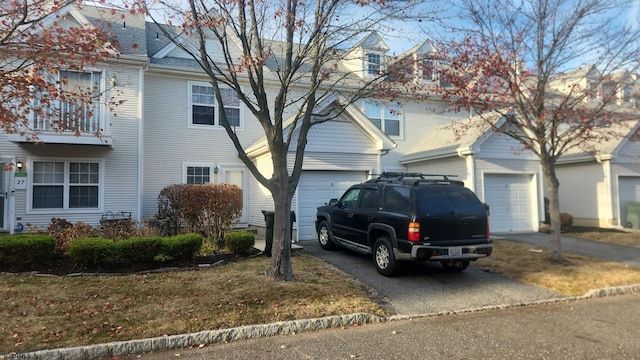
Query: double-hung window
[[364, 101, 402, 138], [190, 83, 241, 128], [34, 70, 103, 134], [32, 160, 101, 209], [420, 59, 439, 82], [366, 53, 381, 76]]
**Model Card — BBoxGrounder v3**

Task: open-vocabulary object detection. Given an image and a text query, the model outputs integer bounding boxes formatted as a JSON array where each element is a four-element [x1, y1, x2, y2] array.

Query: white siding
[[1, 65, 142, 231], [405, 157, 468, 183], [477, 132, 538, 160]]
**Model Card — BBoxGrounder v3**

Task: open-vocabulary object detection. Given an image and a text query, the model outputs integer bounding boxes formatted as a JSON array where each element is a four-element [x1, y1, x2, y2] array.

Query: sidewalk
[[492, 232, 640, 268]]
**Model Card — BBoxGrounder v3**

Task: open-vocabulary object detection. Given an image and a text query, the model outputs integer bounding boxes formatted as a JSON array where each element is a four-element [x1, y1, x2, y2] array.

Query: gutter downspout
[[596, 154, 619, 228], [457, 147, 475, 192], [137, 64, 146, 223]]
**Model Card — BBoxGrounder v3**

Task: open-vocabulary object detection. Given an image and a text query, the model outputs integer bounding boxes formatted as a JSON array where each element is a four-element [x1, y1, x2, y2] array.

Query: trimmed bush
[[0, 235, 56, 270], [67, 237, 115, 268], [162, 234, 203, 263], [114, 237, 164, 265], [224, 231, 255, 255]]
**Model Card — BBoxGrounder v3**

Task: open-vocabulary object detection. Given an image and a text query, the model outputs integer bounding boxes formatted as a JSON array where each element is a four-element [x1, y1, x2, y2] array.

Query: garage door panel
[[484, 173, 536, 233], [297, 171, 368, 241], [619, 176, 640, 227]]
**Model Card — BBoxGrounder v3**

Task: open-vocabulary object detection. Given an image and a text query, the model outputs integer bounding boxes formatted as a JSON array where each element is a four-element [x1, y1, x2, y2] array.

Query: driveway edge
[[3, 284, 639, 360]]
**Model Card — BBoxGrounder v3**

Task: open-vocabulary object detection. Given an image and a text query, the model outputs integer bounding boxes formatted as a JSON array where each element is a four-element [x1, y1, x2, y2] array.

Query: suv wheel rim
[[375, 245, 389, 269], [319, 227, 329, 245]]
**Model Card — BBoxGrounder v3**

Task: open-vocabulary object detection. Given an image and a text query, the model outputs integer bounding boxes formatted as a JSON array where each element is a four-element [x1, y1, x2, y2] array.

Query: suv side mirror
[[328, 198, 338, 206]]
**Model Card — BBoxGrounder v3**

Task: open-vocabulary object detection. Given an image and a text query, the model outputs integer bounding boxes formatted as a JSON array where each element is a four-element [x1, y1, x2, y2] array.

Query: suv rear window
[[417, 186, 485, 216]]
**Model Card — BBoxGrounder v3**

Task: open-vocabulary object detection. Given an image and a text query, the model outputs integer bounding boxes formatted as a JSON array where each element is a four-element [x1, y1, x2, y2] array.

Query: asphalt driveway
[[299, 240, 562, 315]]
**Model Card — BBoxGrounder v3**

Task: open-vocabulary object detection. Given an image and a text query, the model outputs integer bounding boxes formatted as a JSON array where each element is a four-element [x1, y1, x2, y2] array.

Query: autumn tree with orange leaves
[[1, 0, 119, 139], [431, 0, 640, 262]]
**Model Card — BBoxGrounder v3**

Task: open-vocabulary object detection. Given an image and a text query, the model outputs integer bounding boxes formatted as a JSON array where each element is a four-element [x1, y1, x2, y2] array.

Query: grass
[[564, 226, 640, 248], [478, 239, 640, 296], [1, 253, 384, 354], [3, 232, 640, 354]]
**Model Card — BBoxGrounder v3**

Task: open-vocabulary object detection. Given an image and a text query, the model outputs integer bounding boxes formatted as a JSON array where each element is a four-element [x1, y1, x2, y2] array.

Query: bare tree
[[129, 0, 433, 280], [432, 0, 640, 262]]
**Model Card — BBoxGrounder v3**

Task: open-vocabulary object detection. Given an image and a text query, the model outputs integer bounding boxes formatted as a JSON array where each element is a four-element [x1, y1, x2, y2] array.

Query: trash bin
[[261, 210, 296, 256], [626, 202, 640, 229]]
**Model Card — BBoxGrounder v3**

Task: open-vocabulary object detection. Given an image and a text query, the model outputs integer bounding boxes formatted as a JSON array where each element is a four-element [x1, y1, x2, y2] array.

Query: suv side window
[[448, 187, 486, 215], [359, 187, 380, 209], [383, 186, 410, 212], [340, 188, 361, 208]]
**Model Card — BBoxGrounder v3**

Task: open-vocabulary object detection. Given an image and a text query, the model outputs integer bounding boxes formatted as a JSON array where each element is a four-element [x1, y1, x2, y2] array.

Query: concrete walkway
[[493, 232, 640, 268]]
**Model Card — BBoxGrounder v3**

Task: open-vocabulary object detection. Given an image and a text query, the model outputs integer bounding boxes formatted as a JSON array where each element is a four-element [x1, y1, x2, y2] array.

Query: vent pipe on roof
[[123, 22, 126, 29]]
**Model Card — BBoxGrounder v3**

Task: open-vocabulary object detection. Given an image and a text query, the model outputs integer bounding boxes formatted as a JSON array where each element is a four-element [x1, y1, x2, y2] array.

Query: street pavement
[[128, 292, 640, 359]]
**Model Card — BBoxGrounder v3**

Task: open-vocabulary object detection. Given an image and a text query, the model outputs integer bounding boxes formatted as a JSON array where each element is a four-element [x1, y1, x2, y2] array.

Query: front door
[[221, 166, 247, 225]]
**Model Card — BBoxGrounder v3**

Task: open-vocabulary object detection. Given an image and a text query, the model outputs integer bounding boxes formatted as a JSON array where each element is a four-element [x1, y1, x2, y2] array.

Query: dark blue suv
[[316, 173, 492, 276]]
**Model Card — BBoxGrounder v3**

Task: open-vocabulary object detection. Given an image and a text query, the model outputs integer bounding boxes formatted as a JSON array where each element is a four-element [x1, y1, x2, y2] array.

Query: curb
[[3, 284, 639, 360]]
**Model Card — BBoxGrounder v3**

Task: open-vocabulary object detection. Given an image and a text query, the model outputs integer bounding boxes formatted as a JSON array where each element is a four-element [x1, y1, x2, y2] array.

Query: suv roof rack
[[367, 172, 464, 186]]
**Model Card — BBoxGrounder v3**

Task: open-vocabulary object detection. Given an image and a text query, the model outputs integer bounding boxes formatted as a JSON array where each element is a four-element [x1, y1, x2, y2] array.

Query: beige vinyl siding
[[405, 156, 467, 182]]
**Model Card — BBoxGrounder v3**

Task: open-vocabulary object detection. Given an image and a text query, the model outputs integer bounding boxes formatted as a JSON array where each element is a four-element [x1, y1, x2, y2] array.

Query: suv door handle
[[368, 216, 375, 221], [348, 212, 354, 218]]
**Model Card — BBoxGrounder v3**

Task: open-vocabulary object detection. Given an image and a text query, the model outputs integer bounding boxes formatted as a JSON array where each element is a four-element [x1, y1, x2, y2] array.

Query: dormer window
[[366, 53, 382, 76], [419, 58, 439, 83]]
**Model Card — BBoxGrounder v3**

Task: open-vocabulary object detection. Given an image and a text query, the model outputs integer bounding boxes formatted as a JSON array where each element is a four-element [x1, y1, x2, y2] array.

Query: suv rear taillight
[[408, 221, 420, 242], [486, 219, 490, 239]]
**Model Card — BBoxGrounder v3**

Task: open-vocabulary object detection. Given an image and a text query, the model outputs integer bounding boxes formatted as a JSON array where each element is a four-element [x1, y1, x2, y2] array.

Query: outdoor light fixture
[[110, 74, 117, 87], [214, 166, 219, 174], [16, 161, 23, 172]]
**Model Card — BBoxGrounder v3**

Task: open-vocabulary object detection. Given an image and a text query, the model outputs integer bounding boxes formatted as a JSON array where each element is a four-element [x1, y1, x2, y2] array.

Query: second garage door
[[619, 176, 640, 227], [484, 173, 536, 233], [296, 171, 368, 241]]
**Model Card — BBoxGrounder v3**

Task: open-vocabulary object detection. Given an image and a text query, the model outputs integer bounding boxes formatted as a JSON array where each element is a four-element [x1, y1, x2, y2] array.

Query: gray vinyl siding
[[2, 65, 142, 231], [477, 132, 538, 160], [142, 73, 265, 219]]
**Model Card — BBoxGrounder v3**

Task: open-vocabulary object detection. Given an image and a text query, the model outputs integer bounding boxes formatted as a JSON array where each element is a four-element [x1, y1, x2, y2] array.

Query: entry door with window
[[222, 167, 247, 224]]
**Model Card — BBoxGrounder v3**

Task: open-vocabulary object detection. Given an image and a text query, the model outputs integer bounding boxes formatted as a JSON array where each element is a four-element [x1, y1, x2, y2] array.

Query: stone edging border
[[3, 283, 639, 360]]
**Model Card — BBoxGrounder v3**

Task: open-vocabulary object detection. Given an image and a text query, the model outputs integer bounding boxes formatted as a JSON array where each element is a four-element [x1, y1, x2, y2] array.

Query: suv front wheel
[[373, 236, 398, 276], [317, 221, 336, 250]]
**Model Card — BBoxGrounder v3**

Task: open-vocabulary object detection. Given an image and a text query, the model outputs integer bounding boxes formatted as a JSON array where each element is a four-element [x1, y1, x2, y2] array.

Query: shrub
[[224, 231, 255, 255], [47, 218, 98, 253], [162, 234, 203, 263], [67, 237, 115, 268], [0, 235, 56, 270], [114, 237, 164, 265], [560, 213, 573, 231], [99, 217, 137, 240], [157, 183, 243, 240]]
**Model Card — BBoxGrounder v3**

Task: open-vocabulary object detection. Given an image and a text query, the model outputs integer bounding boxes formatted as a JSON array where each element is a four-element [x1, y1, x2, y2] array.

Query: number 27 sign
[[15, 172, 27, 190]]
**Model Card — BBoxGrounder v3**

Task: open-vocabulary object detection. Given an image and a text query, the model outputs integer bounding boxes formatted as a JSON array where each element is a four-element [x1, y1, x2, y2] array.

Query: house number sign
[[15, 172, 27, 190]]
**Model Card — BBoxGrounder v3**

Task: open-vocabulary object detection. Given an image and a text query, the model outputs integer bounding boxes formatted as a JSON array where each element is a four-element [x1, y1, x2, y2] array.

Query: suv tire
[[441, 260, 470, 272], [373, 236, 398, 276], [317, 221, 336, 250]]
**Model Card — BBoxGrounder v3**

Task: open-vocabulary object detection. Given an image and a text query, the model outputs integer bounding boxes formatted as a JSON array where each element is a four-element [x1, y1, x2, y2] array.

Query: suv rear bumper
[[396, 243, 493, 262]]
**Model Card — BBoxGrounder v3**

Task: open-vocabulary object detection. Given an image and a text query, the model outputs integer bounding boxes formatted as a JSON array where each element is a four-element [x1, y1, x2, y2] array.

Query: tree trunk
[[267, 187, 294, 281], [541, 158, 563, 263]]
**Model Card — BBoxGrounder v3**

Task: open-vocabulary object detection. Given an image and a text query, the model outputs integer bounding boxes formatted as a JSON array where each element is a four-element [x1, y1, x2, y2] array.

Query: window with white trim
[[366, 53, 382, 76], [190, 83, 241, 128], [419, 59, 439, 82], [32, 161, 100, 209], [364, 101, 402, 137], [34, 70, 103, 134], [186, 166, 212, 184]]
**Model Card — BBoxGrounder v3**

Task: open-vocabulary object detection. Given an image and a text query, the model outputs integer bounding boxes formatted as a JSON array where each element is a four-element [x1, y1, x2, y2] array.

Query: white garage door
[[296, 171, 368, 241], [484, 173, 536, 233], [619, 176, 640, 227]]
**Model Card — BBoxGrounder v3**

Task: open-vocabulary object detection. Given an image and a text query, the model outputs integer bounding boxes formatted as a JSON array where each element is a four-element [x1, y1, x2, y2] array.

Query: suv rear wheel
[[441, 260, 470, 272], [373, 236, 398, 276], [317, 221, 336, 250]]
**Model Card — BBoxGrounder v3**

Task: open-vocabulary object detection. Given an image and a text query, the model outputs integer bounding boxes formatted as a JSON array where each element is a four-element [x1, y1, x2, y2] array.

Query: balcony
[[8, 105, 113, 146]]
